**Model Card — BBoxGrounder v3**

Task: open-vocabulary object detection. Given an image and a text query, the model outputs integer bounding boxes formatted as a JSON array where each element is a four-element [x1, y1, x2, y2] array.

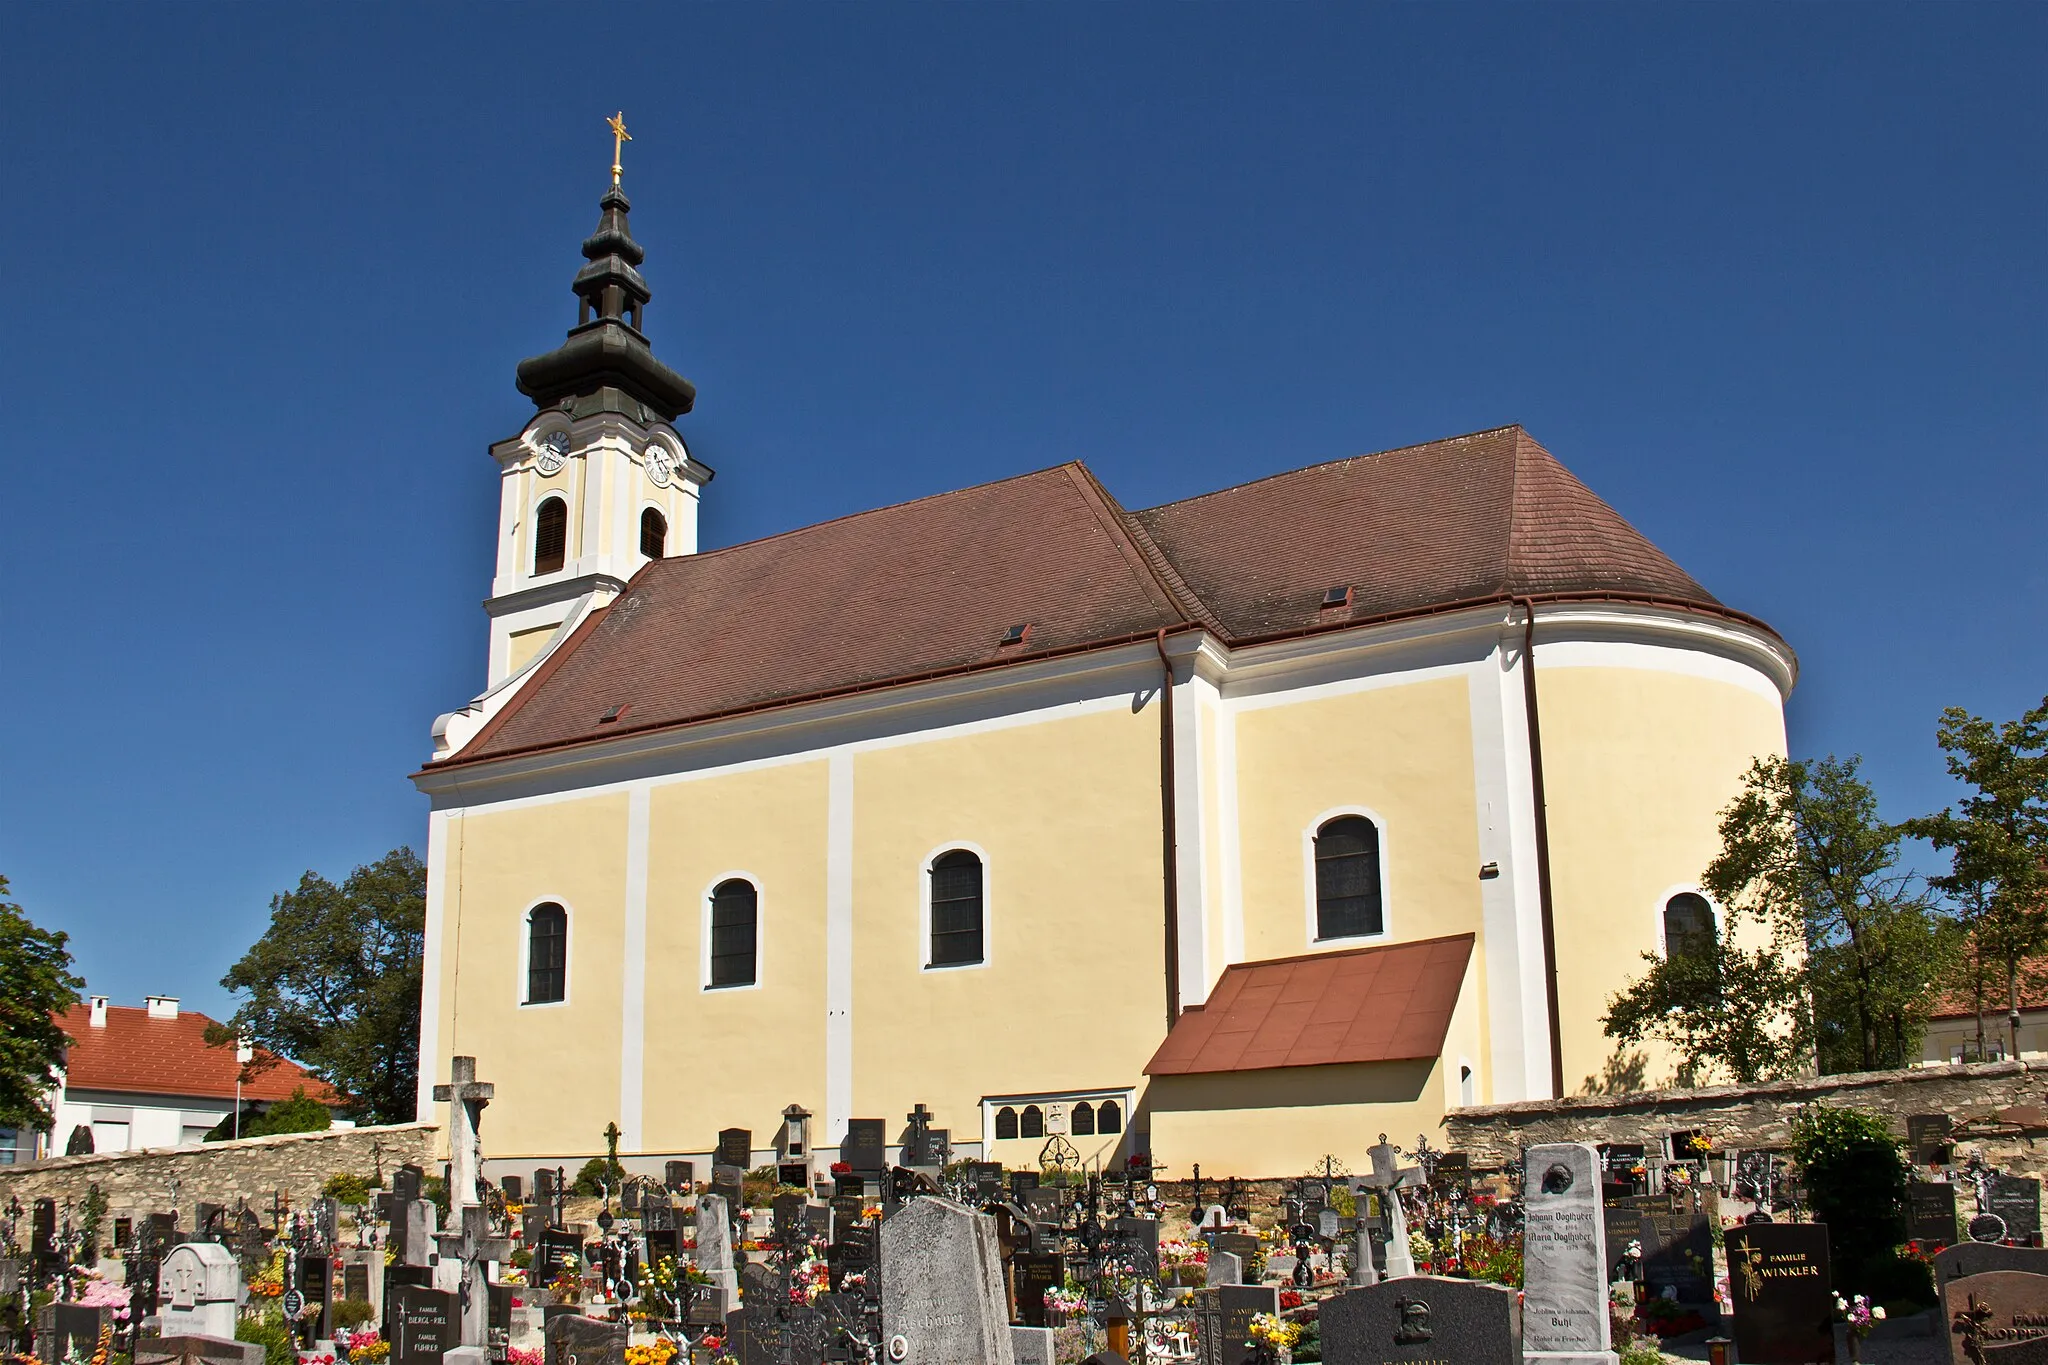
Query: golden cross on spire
[[607, 111, 632, 186]]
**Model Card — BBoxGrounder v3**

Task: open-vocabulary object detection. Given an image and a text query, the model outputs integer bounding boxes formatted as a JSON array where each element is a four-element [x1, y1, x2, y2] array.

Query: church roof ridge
[[1130, 423, 1529, 516]]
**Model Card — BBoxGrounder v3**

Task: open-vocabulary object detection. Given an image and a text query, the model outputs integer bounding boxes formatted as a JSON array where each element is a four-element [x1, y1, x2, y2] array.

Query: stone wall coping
[[1450, 1060, 2038, 1124], [0, 1120, 437, 1174]]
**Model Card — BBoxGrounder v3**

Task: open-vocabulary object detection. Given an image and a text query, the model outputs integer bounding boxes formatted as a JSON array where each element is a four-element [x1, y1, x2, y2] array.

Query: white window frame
[[920, 841, 992, 973], [518, 897, 574, 1009], [1301, 806, 1393, 947], [979, 1087, 1135, 1149], [701, 872, 765, 993], [1654, 884, 1724, 959]]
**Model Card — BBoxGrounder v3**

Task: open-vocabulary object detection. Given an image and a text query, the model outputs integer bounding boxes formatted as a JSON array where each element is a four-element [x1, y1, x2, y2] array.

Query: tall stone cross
[[1354, 1134, 1425, 1283], [432, 1056, 494, 1213], [437, 1204, 511, 1349]]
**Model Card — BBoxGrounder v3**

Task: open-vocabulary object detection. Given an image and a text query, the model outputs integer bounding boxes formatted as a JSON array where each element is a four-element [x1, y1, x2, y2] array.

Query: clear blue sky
[[2, 5, 2042, 1020]]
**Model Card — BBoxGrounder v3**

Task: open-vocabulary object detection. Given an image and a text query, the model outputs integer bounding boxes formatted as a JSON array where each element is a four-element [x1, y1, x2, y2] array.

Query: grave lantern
[[780, 1104, 811, 1160]]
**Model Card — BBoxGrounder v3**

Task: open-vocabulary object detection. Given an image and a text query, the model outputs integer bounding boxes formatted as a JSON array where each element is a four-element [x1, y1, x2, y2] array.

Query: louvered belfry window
[[709, 879, 759, 988], [1314, 815, 1383, 939], [526, 903, 567, 1004], [533, 498, 568, 575], [640, 508, 667, 559], [929, 849, 985, 967]]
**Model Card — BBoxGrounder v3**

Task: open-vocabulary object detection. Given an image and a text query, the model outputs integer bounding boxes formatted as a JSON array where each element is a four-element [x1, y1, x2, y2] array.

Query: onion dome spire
[[516, 114, 696, 422]]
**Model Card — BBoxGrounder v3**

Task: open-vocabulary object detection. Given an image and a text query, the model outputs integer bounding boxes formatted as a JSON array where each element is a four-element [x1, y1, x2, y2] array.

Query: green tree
[[1907, 697, 2048, 1062], [1790, 1103, 1928, 1304], [210, 848, 425, 1123], [1602, 919, 1810, 1084], [0, 875, 84, 1130], [1702, 755, 1953, 1073], [246, 1086, 331, 1137]]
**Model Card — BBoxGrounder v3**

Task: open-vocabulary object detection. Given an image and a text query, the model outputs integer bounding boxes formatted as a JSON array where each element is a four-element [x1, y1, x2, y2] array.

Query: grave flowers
[[1834, 1293, 1885, 1363]]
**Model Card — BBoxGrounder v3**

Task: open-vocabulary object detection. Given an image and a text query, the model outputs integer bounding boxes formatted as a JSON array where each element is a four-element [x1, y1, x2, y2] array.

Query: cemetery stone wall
[[1446, 1061, 2048, 1173], [0, 1122, 438, 1223]]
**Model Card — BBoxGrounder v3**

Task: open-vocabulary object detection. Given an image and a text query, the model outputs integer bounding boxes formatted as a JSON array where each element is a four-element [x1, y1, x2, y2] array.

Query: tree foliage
[[1602, 927, 1809, 1084], [0, 875, 84, 1130], [247, 1086, 331, 1138], [1701, 755, 1953, 1074], [212, 848, 425, 1123], [1789, 1103, 1926, 1303], [1907, 697, 2048, 1059]]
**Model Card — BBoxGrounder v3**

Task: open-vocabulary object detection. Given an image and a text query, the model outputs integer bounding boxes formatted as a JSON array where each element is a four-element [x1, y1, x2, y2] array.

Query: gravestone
[[1523, 1143, 1615, 1365], [1936, 1241, 2048, 1294], [725, 1302, 826, 1365], [1992, 1177, 2044, 1242], [393, 1286, 458, 1365], [1204, 1251, 1242, 1287], [499, 1175, 522, 1202], [695, 1194, 739, 1317], [1637, 1193, 1714, 1303], [36, 1303, 109, 1365], [828, 1221, 878, 1294], [135, 1338, 266, 1365], [394, 1165, 425, 1205], [1189, 1285, 1282, 1365], [1008, 1171, 1038, 1195], [1944, 1269, 2048, 1365], [1215, 1233, 1259, 1266], [664, 1161, 693, 1192], [1012, 1253, 1064, 1327], [842, 1120, 886, 1177], [403, 1201, 437, 1269], [1112, 1217, 1159, 1277], [1913, 1181, 1961, 1247], [1010, 1326, 1055, 1365], [300, 1253, 334, 1338], [1910, 1113, 1956, 1165], [1723, 1223, 1832, 1365], [739, 1261, 778, 1305], [541, 1313, 627, 1365], [879, 1196, 1014, 1365], [717, 1129, 753, 1170], [973, 1164, 1004, 1199], [159, 1242, 242, 1341], [1318, 1276, 1521, 1365], [1602, 1205, 1647, 1280]]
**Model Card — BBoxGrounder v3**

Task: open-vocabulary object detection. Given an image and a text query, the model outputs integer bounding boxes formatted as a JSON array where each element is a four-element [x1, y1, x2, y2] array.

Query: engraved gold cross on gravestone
[[608, 112, 631, 186]]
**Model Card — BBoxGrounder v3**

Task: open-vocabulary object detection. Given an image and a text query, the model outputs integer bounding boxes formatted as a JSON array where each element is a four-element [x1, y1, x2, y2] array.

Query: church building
[[413, 159, 1794, 1179]]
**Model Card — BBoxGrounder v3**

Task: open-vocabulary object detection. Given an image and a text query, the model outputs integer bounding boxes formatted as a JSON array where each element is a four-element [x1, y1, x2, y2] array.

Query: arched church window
[[994, 1107, 1018, 1141], [1314, 815, 1383, 939], [526, 903, 567, 1005], [928, 849, 985, 967], [708, 879, 759, 988], [1071, 1102, 1095, 1136], [1664, 892, 1715, 961], [1097, 1100, 1122, 1134], [641, 508, 667, 559], [1020, 1104, 1044, 1139], [534, 497, 568, 575]]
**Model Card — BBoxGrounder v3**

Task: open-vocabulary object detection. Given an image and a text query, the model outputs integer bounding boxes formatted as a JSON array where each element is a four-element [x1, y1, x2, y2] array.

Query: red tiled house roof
[[440, 425, 1780, 768], [58, 1004, 340, 1105], [1146, 934, 1475, 1075]]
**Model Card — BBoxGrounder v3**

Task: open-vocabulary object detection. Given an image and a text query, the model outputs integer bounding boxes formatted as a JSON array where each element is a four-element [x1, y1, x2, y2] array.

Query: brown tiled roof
[[445, 425, 1770, 767], [1132, 426, 1717, 640], [58, 1004, 340, 1105], [1144, 934, 1474, 1076], [1932, 954, 2048, 1020]]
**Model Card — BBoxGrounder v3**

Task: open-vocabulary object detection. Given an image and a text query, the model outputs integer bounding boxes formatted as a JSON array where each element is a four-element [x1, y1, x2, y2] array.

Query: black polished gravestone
[[36, 1302, 110, 1365], [1189, 1286, 1282, 1365], [840, 1120, 886, 1177], [487, 1284, 515, 1365], [1913, 1181, 1962, 1247], [972, 1164, 1004, 1199], [1724, 1223, 1833, 1365], [1910, 1113, 1956, 1166], [500, 1176, 522, 1203], [726, 1303, 828, 1365], [1603, 1204, 1649, 1279], [392, 1286, 457, 1365], [644, 1227, 682, 1267], [1633, 1193, 1715, 1303], [1317, 1276, 1521, 1365], [393, 1165, 426, 1206], [663, 1161, 693, 1193], [717, 1129, 753, 1171], [299, 1254, 333, 1338], [1013, 1253, 1065, 1327], [1992, 1177, 2044, 1242], [343, 1259, 374, 1307], [542, 1313, 628, 1365], [827, 1224, 877, 1294]]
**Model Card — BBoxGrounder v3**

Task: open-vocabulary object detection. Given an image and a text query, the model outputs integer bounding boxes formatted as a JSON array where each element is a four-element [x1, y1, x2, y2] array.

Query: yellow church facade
[[412, 177, 1793, 1179]]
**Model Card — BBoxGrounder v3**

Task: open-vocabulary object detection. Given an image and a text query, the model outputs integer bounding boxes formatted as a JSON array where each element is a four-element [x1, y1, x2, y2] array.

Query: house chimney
[[144, 995, 179, 1020], [89, 996, 108, 1028]]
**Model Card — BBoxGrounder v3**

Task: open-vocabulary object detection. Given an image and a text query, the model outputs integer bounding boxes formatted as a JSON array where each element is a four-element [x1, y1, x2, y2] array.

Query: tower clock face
[[535, 430, 570, 474], [644, 444, 675, 488]]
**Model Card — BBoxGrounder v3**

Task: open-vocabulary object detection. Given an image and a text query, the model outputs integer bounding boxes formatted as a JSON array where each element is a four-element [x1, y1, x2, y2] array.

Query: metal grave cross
[[432, 1055, 495, 1213], [904, 1104, 933, 1166], [1354, 1134, 1426, 1281]]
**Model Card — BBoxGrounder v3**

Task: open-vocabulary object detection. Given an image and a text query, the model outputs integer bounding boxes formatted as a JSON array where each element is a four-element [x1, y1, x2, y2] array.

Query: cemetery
[[11, 1058, 2048, 1365]]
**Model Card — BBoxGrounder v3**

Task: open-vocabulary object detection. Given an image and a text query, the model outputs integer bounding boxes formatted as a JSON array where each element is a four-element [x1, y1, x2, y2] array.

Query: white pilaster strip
[[417, 809, 451, 1121], [1476, 633, 1555, 1100], [1217, 701, 1244, 967], [619, 785, 651, 1149], [1175, 674, 1212, 1006], [825, 752, 856, 1146]]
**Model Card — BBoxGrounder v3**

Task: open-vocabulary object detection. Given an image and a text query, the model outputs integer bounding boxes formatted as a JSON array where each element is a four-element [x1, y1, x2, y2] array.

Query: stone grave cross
[[431, 1056, 494, 1213], [1355, 1135, 1426, 1281], [436, 1205, 510, 1350]]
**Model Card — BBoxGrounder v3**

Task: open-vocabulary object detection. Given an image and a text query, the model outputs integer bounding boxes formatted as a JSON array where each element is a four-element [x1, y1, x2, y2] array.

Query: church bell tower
[[481, 114, 710, 691]]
